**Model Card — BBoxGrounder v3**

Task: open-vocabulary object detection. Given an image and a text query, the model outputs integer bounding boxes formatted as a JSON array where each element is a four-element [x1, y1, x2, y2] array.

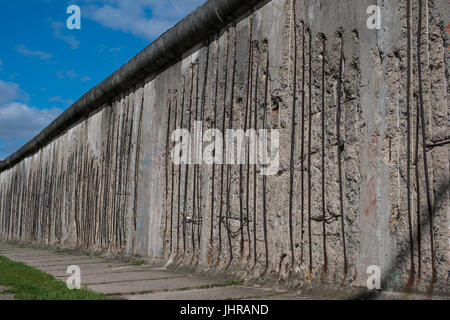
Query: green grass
[[227, 278, 243, 286], [133, 259, 146, 266], [0, 256, 108, 300], [197, 278, 244, 290]]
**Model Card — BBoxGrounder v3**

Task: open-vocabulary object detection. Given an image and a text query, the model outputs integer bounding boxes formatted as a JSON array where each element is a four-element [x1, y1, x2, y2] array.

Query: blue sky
[[0, 0, 205, 160]]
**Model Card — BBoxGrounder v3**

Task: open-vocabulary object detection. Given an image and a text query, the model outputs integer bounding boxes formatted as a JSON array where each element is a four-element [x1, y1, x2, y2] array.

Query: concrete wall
[[0, 0, 448, 294]]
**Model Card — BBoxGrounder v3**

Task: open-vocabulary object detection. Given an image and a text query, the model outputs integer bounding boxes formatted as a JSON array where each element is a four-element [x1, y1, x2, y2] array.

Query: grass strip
[[0, 256, 108, 300]]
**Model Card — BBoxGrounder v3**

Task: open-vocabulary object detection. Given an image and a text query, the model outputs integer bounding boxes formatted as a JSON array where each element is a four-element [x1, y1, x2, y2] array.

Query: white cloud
[[108, 47, 122, 53], [0, 102, 62, 141], [96, 44, 123, 57], [97, 44, 107, 54], [81, 75, 92, 82], [48, 96, 74, 107], [56, 70, 78, 80], [50, 20, 80, 49], [0, 80, 21, 104], [83, 0, 206, 40], [0, 80, 28, 104], [0, 80, 62, 160], [56, 70, 90, 83], [14, 45, 52, 60]]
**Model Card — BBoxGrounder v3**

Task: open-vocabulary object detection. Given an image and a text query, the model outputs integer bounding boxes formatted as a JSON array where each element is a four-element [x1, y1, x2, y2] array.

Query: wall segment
[[0, 0, 448, 294]]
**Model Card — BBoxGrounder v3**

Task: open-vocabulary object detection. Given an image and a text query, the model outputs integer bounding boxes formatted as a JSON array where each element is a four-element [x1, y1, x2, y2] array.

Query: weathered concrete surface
[[58, 270, 185, 285], [0, 0, 448, 295], [1, 244, 448, 300], [38, 263, 131, 272], [87, 277, 225, 295], [25, 260, 107, 267], [124, 286, 276, 300], [42, 265, 154, 278]]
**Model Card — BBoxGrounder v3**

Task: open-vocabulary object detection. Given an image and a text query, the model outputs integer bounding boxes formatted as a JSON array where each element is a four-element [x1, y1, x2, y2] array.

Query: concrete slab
[[0, 246, 82, 257], [0, 246, 40, 251], [250, 294, 331, 300], [124, 286, 276, 300], [0, 246, 49, 251], [37, 266, 151, 277], [26, 259, 106, 267], [0, 252, 71, 259], [0, 250, 56, 256], [42, 265, 152, 277], [7, 256, 96, 264], [0, 249, 42, 253], [38, 262, 130, 272], [56, 270, 185, 285], [374, 292, 450, 300], [88, 276, 224, 295]]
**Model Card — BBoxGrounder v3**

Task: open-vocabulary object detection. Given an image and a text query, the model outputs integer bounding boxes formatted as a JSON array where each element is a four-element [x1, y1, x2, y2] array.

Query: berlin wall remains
[[0, 0, 448, 294]]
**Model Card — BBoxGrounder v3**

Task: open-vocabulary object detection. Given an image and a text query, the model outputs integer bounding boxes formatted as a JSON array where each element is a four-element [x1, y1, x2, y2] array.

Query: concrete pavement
[[0, 243, 284, 300]]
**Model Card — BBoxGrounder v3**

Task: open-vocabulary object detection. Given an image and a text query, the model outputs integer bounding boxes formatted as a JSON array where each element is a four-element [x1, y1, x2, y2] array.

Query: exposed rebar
[[405, 0, 415, 276], [336, 32, 348, 277], [307, 28, 313, 273], [320, 35, 328, 271], [417, 0, 436, 281], [288, 0, 298, 270]]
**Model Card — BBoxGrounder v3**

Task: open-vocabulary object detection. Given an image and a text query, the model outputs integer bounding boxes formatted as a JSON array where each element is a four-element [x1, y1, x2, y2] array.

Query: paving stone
[[0, 246, 47, 251], [56, 270, 185, 285], [0, 250, 55, 256], [0, 247, 39, 251], [374, 292, 450, 300], [26, 259, 106, 267], [43, 265, 152, 277], [124, 286, 275, 300], [1, 253, 70, 259], [38, 262, 130, 272], [250, 294, 331, 300], [88, 276, 223, 295], [8, 256, 96, 264]]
